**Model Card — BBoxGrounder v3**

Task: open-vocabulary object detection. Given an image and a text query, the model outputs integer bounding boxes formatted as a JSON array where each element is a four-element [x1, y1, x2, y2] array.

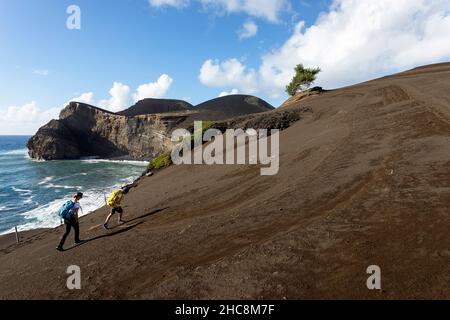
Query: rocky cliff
[[27, 95, 274, 160], [27, 102, 184, 160]]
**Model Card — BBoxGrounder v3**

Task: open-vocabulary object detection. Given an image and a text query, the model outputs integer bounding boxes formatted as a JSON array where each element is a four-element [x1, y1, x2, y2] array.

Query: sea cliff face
[[27, 102, 182, 160], [27, 96, 275, 161]]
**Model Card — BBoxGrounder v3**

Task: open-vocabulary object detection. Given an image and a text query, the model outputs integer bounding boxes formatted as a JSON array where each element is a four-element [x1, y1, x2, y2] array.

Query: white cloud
[[65, 92, 95, 107], [149, 0, 288, 21], [149, 0, 190, 8], [133, 74, 173, 102], [0, 74, 174, 134], [199, 59, 258, 94], [0, 102, 60, 135], [201, 0, 450, 99], [32, 69, 49, 76], [238, 20, 258, 39], [63, 75, 174, 112], [200, 0, 289, 22], [219, 88, 239, 97], [99, 82, 132, 112], [72, 92, 95, 104], [262, 0, 450, 96]]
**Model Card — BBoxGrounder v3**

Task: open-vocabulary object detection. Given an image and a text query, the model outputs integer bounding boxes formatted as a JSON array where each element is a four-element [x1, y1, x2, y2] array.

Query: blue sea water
[[0, 136, 148, 235]]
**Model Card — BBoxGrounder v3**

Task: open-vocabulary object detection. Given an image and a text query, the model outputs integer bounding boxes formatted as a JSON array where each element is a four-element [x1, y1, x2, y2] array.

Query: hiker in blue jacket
[[56, 192, 84, 251]]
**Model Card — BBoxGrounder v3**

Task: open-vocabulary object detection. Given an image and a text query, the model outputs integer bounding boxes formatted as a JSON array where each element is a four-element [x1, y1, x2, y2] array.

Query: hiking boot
[[118, 220, 127, 225], [75, 240, 85, 245], [56, 246, 64, 252], [103, 223, 109, 230]]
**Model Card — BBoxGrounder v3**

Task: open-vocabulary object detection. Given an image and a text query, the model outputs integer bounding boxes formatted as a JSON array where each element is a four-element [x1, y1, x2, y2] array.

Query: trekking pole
[[14, 226, 19, 244]]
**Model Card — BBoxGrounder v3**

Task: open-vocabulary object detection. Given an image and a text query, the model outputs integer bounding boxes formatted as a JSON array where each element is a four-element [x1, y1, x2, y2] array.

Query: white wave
[[38, 176, 54, 185], [0, 148, 28, 156], [0, 180, 135, 235], [119, 176, 139, 184], [23, 198, 35, 205], [53, 172, 88, 181], [44, 183, 83, 190], [0, 157, 145, 235], [12, 187, 33, 195], [0, 189, 108, 235], [81, 159, 148, 166]]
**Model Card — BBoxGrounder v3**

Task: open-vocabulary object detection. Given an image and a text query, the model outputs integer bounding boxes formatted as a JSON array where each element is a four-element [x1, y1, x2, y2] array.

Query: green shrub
[[148, 151, 172, 170], [148, 122, 216, 171]]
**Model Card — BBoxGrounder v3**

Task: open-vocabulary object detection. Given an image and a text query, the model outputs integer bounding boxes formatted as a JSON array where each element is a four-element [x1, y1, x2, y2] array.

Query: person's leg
[[117, 207, 124, 224], [104, 211, 113, 225], [73, 220, 81, 243], [57, 220, 71, 249], [103, 208, 115, 229]]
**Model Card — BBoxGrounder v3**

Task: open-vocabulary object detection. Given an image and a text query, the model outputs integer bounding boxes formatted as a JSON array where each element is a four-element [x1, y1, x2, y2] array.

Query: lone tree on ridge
[[286, 64, 321, 96]]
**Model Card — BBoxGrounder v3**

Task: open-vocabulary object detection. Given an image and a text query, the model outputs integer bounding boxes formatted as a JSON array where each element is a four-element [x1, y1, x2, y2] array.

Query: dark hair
[[74, 192, 83, 199]]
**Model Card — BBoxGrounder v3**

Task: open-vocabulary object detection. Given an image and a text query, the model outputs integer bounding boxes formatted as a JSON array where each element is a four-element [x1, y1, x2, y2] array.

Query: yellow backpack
[[107, 190, 123, 208]]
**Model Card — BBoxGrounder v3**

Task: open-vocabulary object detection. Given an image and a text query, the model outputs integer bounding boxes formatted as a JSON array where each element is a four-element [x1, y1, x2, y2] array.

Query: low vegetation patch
[[148, 151, 172, 170], [148, 122, 216, 172]]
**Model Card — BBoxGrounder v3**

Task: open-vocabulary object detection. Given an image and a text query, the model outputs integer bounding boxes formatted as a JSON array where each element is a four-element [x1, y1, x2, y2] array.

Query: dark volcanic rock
[[196, 95, 274, 119], [27, 95, 276, 161], [214, 105, 313, 132], [27, 102, 182, 160], [27, 119, 81, 160], [118, 99, 194, 117], [176, 95, 275, 128]]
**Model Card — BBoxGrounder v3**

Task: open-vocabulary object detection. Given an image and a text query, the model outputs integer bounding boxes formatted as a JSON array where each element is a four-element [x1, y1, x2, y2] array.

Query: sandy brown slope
[[0, 63, 449, 299]]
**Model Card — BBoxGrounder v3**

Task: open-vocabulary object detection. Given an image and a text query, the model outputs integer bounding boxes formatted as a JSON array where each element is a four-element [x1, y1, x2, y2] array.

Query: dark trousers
[[58, 219, 80, 248]]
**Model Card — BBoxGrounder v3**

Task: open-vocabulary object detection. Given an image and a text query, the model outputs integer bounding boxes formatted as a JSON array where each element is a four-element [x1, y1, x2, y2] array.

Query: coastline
[[0, 170, 147, 246], [0, 158, 149, 253], [0, 144, 150, 236]]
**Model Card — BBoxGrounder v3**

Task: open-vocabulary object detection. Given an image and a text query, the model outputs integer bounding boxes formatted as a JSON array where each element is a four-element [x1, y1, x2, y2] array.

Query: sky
[[0, 0, 449, 135]]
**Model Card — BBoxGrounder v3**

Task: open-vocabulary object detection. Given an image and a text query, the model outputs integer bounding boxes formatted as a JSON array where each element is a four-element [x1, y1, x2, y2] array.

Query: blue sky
[[0, 0, 449, 134]]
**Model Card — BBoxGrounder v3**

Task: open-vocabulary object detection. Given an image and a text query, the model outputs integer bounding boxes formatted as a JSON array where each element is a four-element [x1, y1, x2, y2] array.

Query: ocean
[[0, 136, 148, 235]]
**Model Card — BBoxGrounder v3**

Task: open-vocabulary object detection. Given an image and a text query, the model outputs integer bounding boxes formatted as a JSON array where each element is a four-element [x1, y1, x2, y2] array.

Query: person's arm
[[72, 208, 79, 222], [72, 203, 81, 222]]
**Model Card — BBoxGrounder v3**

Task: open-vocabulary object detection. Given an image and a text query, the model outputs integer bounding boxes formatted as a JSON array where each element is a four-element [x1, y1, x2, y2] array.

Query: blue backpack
[[59, 200, 75, 220]]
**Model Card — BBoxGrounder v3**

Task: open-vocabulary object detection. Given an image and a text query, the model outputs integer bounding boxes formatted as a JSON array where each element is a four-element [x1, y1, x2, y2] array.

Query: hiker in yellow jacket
[[103, 186, 130, 230]]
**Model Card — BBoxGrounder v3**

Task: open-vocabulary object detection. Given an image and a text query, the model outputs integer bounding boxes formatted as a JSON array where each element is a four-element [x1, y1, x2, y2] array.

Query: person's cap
[[121, 186, 131, 194]]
